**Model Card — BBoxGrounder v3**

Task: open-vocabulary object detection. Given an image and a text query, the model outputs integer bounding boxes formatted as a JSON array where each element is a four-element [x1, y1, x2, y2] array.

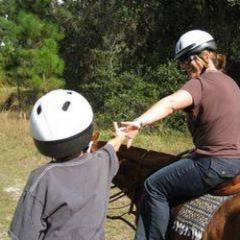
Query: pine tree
[[0, 0, 65, 108]]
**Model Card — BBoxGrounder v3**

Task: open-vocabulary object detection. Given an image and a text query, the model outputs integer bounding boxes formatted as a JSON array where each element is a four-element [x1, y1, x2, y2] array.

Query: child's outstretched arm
[[107, 122, 127, 152]]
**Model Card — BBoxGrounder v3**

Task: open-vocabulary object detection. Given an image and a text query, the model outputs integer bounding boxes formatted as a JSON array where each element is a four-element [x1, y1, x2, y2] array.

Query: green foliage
[[77, 47, 156, 125], [0, 0, 64, 104], [149, 61, 186, 96], [87, 71, 159, 126], [146, 61, 188, 131], [54, 0, 240, 130], [31, 38, 65, 91], [0, 0, 240, 132], [227, 0, 240, 6]]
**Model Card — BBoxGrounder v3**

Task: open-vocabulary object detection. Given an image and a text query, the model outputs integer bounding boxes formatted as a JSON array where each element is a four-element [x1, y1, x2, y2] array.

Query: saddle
[[211, 175, 240, 196]]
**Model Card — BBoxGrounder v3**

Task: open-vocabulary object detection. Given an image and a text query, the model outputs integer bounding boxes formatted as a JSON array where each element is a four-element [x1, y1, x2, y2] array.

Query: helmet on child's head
[[174, 30, 217, 61], [30, 89, 94, 159]]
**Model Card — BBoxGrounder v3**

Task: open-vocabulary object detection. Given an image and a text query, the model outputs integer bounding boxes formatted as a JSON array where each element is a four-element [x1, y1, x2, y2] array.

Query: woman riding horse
[[121, 30, 240, 240]]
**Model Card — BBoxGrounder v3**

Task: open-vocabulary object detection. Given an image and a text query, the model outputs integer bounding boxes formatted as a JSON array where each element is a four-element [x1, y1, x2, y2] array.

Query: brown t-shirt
[[181, 70, 240, 158]]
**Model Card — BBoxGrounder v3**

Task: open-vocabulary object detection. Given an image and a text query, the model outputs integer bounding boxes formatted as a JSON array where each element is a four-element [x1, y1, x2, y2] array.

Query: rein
[[128, 151, 149, 214], [108, 151, 149, 212], [106, 150, 149, 230]]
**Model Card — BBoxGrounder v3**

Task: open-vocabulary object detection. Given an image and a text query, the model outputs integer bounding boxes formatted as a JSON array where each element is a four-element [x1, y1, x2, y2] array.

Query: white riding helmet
[[30, 89, 94, 159], [175, 30, 217, 60]]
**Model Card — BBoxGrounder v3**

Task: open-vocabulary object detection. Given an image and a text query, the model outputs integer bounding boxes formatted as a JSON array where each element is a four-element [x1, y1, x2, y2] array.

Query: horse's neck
[[117, 144, 176, 169]]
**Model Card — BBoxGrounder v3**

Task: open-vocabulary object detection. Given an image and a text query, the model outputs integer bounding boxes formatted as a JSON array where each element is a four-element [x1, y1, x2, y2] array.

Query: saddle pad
[[172, 194, 234, 240]]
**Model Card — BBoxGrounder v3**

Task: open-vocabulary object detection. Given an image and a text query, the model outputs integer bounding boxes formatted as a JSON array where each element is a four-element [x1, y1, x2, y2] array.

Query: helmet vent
[[62, 101, 71, 111], [67, 91, 72, 94], [37, 105, 42, 115]]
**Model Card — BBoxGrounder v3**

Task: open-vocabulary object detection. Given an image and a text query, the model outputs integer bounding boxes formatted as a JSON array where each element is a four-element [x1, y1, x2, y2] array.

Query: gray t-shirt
[[8, 144, 119, 240]]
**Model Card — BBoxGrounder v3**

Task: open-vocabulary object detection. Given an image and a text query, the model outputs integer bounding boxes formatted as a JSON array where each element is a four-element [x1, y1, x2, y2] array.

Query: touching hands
[[113, 122, 126, 140], [120, 121, 141, 148], [107, 122, 127, 152]]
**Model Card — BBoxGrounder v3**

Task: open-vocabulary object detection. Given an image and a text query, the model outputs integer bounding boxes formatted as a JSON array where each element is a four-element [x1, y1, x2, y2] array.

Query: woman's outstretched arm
[[121, 90, 193, 147]]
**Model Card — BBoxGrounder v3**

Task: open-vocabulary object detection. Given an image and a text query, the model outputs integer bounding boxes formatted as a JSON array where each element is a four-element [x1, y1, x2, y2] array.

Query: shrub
[[145, 61, 188, 131], [80, 70, 159, 127]]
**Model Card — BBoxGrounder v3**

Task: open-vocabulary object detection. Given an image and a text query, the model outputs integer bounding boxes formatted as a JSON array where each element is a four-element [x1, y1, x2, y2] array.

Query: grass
[[0, 113, 193, 240]]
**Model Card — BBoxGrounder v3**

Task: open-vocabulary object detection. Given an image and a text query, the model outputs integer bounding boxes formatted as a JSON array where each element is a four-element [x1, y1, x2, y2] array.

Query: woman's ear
[[203, 52, 210, 62], [199, 51, 211, 64]]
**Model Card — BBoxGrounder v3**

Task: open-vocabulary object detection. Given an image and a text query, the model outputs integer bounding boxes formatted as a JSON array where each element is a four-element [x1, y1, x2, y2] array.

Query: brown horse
[[96, 139, 240, 240]]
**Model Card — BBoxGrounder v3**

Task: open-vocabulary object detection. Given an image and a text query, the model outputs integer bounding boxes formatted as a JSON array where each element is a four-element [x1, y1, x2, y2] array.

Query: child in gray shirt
[[8, 89, 126, 240]]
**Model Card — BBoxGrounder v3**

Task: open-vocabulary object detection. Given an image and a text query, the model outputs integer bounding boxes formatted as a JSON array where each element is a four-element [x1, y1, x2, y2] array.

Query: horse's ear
[[89, 131, 100, 153], [92, 131, 100, 142]]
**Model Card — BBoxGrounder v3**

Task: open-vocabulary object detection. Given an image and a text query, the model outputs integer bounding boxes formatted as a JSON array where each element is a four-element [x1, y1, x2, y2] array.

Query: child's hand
[[113, 122, 126, 140], [107, 122, 127, 152]]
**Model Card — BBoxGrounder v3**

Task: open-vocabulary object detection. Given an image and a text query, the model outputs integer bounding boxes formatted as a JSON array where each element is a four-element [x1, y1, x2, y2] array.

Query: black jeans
[[134, 155, 240, 240]]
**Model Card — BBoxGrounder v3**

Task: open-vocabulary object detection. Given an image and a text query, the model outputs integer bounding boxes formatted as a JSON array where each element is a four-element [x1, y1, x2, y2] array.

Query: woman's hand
[[120, 121, 141, 148]]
